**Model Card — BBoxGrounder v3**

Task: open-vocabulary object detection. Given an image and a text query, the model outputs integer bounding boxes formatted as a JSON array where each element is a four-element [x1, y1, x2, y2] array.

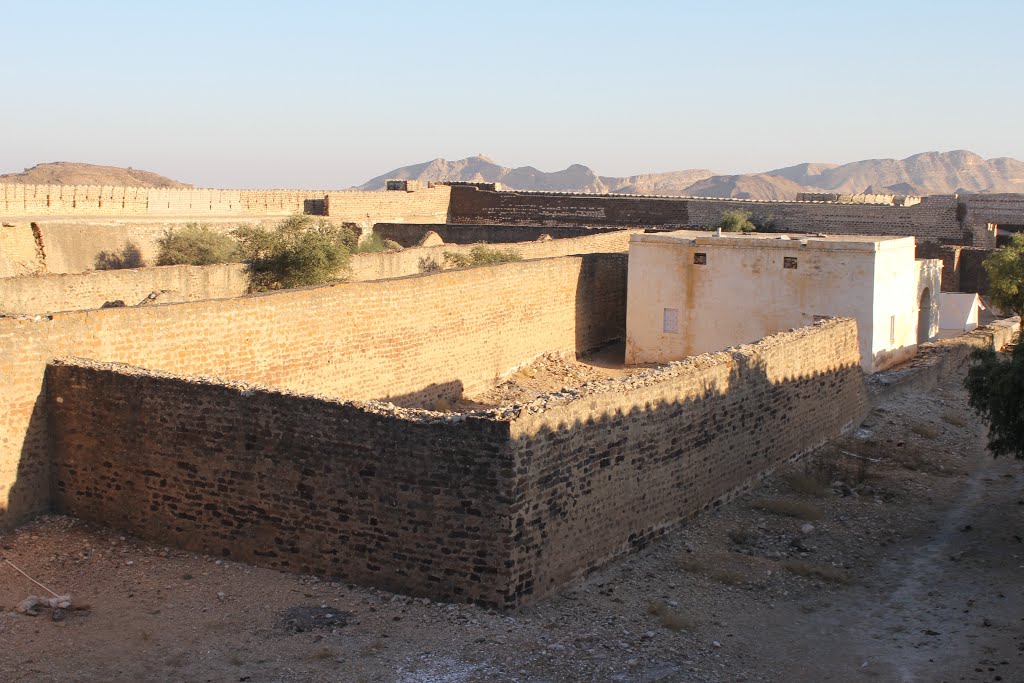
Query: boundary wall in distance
[[446, 186, 967, 243], [0, 230, 634, 314]]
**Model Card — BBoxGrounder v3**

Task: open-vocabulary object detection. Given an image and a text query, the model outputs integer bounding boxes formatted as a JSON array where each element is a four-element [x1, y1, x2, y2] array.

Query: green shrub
[[95, 242, 144, 270], [355, 232, 403, 253], [156, 223, 239, 266], [443, 245, 523, 269], [233, 215, 357, 292], [718, 209, 756, 233]]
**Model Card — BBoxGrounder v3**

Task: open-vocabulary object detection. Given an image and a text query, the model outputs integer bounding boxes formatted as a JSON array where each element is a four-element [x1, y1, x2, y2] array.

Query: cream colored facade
[[625, 231, 941, 373]]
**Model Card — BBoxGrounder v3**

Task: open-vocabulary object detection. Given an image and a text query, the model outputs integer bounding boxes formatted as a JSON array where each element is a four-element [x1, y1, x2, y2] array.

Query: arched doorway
[[918, 288, 931, 344]]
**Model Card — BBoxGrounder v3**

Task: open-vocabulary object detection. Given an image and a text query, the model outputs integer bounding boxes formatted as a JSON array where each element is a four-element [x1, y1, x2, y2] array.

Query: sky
[[1, 0, 1022, 188]]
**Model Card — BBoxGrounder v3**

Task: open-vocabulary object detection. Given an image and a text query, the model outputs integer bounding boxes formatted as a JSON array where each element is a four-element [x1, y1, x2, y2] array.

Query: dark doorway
[[918, 288, 931, 344]]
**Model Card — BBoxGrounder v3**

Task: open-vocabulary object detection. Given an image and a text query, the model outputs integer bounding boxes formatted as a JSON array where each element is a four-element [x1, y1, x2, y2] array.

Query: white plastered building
[[625, 231, 942, 373]]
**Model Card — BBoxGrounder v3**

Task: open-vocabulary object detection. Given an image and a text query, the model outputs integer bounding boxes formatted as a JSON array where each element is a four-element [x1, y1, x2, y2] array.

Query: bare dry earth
[[0, 362, 1021, 683]]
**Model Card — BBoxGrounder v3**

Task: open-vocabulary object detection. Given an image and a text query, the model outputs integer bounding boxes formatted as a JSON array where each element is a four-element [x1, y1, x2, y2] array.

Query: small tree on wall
[[964, 233, 1024, 460], [718, 209, 756, 233], [233, 215, 357, 292], [156, 223, 240, 266], [983, 233, 1024, 335]]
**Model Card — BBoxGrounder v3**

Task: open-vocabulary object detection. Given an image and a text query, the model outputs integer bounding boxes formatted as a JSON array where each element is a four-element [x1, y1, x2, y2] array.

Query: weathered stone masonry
[[45, 318, 868, 607]]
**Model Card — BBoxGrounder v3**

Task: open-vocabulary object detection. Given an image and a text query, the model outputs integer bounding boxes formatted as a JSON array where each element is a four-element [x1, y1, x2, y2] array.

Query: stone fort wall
[[0, 254, 626, 531], [46, 318, 868, 607], [0, 230, 635, 314], [446, 186, 969, 243], [48, 359, 516, 606]]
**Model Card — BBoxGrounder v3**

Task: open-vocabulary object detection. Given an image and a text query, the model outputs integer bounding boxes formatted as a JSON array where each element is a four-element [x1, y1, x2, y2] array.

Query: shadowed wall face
[[505, 318, 868, 602], [47, 361, 515, 606]]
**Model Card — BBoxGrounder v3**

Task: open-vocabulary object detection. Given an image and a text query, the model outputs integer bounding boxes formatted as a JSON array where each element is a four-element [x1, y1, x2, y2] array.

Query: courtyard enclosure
[[0, 254, 626, 531], [625, 231, 940, 373], [47, 318, 868, 607]]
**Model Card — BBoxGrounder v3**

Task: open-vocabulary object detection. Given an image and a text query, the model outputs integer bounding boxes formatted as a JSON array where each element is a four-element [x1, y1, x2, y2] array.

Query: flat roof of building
[[631, 230, 915, 252]]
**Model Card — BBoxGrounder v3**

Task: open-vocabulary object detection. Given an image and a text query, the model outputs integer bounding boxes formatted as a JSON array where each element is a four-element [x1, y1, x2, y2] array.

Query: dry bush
[[418, 256, 442, 273], [678, 553, 747, 585], [940, 411, 969, 428], [910, 423, 940, 439], [782, 471, 828, 497], [156, 223, 239, 266], [727, 527, 756, 546], [647, 601, 692, 631], [752, 498, 823, 521], [782, 559, 853, 584]]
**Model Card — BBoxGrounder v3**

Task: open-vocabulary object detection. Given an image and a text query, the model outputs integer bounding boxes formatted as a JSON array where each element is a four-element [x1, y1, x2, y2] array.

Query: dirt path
[[736, 446, 1023, 682]]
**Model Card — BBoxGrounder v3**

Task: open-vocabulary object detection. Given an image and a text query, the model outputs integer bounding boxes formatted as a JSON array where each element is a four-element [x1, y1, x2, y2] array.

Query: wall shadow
[[94, 241, 143, 270], [0, 388, 51, 530], [381, 380, 465, 410], [573, 252, 628, 355]]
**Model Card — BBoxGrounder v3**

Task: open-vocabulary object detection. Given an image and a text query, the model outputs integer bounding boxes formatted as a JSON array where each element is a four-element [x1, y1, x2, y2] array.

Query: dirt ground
[[1, 363, 1022, 683]]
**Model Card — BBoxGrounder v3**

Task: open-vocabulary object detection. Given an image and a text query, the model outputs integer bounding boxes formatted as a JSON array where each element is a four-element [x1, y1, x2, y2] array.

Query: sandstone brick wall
[[0, 185, 326, 218], [0, 232, 633, 314], [372, 223, 621, 247], [0, 254, 626, 529], [325, 186, 451, 225], [503, 319, 869, 601], [48, 360, 515, 606], [961, 194, 1024, 247], [447, 186, 966, 243]]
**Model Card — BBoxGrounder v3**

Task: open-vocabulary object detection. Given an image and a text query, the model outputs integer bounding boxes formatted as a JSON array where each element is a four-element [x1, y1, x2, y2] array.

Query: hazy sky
[[2, 0, 1022, 188]]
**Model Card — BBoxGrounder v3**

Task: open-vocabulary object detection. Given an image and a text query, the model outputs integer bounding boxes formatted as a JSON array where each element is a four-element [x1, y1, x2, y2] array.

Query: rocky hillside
[[0, 162, 190, 188], [359, 151, 1024, 200]]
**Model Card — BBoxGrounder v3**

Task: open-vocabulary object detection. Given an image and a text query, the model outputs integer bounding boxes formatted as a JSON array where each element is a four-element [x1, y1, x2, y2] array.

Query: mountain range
[[4, 152, 1023, 201], [357, 150, 1024, 200]]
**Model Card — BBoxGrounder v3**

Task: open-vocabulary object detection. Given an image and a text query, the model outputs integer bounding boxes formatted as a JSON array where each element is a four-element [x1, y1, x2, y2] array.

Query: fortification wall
[[0, 231, 633, 314], [48, 360, 514, 606], [0, 254, 627, 529], [372, 223, 620, 247], [325, 186, 451, 225], [505, 319, 869, 599], [447, 187, 965, 243], [0, 185, 326, 218]]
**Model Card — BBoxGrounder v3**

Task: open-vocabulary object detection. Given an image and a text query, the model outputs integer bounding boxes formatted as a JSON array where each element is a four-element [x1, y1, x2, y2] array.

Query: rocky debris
[[276, 605, 351, 633], [14, 594, 72, 618]]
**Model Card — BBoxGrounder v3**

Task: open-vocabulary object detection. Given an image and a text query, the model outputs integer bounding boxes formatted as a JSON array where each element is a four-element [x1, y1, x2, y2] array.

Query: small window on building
[[783, 256, 798, 269], [889, 315, 896, 344], [663, 308, 680, 334], [693, 252, 707, 265]]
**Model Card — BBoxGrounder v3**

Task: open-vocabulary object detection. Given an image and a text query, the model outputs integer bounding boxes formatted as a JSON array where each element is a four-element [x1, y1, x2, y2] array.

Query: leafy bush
[[233, 215, 357, 292], [443, 245, 523, 269], [418, 256, 442, 273], [156, 223, 239, 266], [983, 233, 1024, 333], [95, 242, 144, 270], [718, 209, 756, 233], [356, 232, 404, 254], [965, 338, 1024, 459]]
